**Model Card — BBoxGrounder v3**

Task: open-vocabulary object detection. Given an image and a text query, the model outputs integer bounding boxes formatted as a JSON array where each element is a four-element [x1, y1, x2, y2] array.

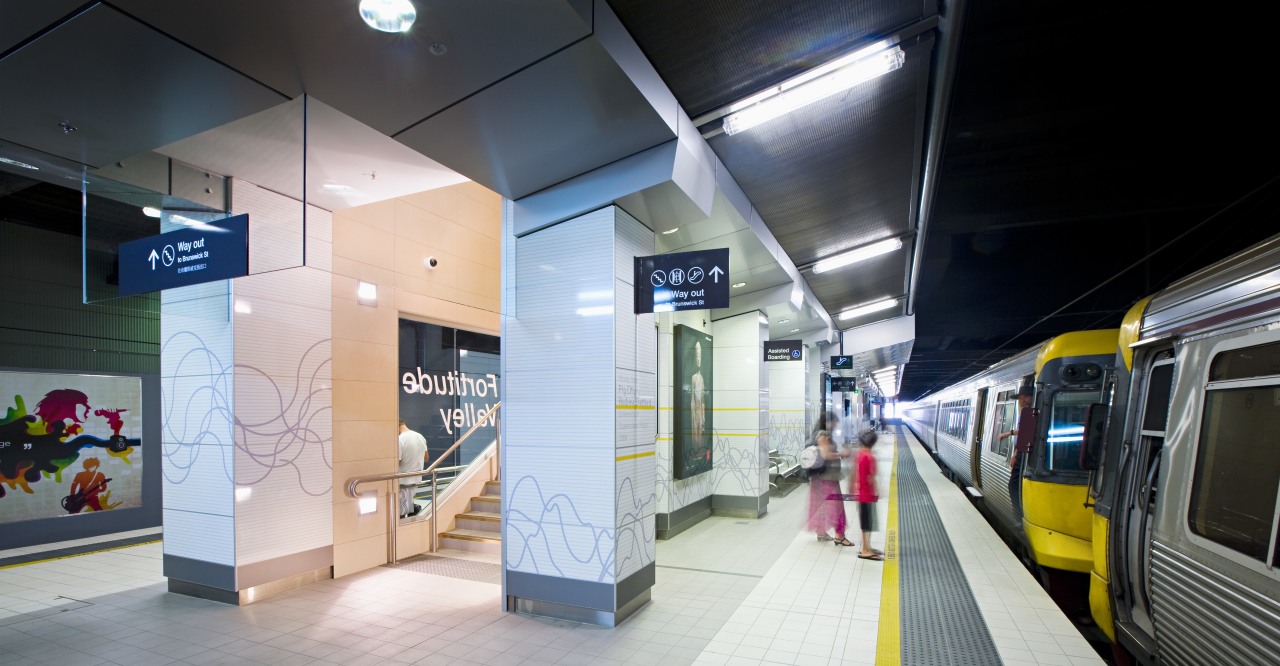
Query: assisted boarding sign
[[118, 214, 249, 296], [634, 248, 730, 314], [764, 340, 803, 362]]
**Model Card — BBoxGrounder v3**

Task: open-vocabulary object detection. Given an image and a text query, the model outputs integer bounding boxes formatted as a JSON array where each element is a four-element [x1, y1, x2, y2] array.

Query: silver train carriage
[[1082, 232, 1280, 665]]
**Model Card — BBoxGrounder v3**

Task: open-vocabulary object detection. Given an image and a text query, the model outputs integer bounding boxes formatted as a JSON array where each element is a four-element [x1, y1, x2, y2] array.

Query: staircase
[[438, 480, 501, 555]]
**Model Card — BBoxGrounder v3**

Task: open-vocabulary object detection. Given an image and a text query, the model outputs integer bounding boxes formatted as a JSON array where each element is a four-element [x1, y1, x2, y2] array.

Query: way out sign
[[634, 248, 730, 314], [118, 214, 249, 296]]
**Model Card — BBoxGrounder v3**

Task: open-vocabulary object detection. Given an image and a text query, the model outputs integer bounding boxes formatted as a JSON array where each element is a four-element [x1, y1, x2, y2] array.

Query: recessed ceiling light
[[0, 157, 38, 170], [322, 183, 354, 192], [359, 0, 416, 33], [732, 282, 747, 288], [141, 206, 162, 218], [662, 228, 679, 235], [790, 328, 800, 333], [778, 319, 789, 324]]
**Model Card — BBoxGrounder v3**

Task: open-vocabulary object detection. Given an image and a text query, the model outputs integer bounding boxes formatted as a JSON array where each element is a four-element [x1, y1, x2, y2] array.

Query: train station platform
[[0, 429, 1103, 665]]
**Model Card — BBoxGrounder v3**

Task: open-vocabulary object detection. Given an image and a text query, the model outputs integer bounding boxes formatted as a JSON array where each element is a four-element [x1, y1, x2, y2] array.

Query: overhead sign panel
[[118, 214, 249, 296], [764, 340, 803, 362], [830, 355, 853, 370], [634, 248, 729, 314], [830, 376, 859, 392]]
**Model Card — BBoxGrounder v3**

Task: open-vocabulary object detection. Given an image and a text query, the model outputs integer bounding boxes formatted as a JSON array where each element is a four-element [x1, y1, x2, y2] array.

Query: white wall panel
[[769, 346, 809, 465], [711, 312, 765, 498]]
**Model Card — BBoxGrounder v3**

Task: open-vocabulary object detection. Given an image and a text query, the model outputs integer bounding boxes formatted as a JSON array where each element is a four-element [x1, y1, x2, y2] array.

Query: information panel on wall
[[117, 213, 249, 296], [634, 248, 730, 314], [0, 371, 143, 524]]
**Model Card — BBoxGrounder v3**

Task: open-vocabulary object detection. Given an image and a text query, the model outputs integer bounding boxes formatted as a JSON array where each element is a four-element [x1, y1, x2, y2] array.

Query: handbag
[[799, 444, 826, 473]]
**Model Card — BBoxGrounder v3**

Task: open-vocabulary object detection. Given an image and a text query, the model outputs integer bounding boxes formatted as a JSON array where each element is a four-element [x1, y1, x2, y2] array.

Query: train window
[[990, 393, 1017, 458], [1046, 389, 1100, 472], [1209, 340, 1280, 381], [1189, 384, 1280, 562], [1141, 363, 1175, 432]]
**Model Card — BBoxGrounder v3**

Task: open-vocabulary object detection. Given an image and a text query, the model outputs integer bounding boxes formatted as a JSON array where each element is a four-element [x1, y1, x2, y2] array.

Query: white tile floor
[[0, 433, 1102, 665]]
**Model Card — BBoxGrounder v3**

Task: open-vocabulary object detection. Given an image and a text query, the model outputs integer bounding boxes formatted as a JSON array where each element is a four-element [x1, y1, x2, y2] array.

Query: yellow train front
[[903, 329, 1118, 586]]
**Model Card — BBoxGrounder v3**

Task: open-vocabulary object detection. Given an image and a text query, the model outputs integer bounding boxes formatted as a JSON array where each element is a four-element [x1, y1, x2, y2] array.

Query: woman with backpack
[[806, 411, 854, 546]]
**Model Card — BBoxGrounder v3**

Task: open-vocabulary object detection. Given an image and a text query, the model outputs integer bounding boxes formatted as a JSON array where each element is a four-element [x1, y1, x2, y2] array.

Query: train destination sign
[[764, 340, 803, 362], [634, 248, 730, 314], [118, 214, 250, 296]]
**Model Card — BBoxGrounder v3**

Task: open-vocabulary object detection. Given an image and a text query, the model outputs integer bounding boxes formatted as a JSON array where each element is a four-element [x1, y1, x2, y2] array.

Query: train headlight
[[1060, 363, 1102, 382]]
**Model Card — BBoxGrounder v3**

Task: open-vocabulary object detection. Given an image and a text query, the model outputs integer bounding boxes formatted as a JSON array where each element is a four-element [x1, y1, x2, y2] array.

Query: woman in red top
[[855, 430, 883, 560]]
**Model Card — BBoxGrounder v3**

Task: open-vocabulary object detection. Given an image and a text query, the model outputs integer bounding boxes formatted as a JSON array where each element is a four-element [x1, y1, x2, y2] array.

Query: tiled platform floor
[[0, 433, 1101, 665]]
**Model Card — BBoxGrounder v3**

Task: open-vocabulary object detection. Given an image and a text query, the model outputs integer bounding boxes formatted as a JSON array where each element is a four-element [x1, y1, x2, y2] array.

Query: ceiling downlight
[[359, 0, 417, 33]]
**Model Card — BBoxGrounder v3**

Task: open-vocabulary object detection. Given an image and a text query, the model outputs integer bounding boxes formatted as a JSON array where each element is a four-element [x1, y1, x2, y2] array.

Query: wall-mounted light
[[838, 298, 898, 321], [357, 281, 378, 306], [722, 42, 904, 136], [358, 496, 378, 515], [812, 238, 903, 274], [235, 487, 251, 502], [234, 300, 252, 315], [359, 0, 416, 33]]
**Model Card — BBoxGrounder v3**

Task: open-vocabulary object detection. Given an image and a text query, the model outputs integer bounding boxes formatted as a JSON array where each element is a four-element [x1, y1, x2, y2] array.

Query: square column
[[708, 311, 769, 518], [502, 205, 657, 626]]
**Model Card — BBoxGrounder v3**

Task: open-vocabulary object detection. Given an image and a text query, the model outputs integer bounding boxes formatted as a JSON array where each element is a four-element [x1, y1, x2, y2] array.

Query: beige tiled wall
[[331, 182, 502, 577]]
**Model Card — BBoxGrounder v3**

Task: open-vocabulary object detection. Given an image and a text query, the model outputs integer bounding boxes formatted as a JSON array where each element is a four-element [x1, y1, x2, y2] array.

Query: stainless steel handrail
[[344, 401, 501, 564]]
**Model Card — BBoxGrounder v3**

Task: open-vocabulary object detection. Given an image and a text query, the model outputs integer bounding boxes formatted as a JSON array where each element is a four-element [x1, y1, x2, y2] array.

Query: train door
[[971, 388, 988, 488], [1115, 351, 1175, 637]]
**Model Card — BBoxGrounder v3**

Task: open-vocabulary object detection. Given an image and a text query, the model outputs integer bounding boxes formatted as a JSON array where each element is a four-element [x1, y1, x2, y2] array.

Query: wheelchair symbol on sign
[[791, 349, 802, 359], [650, 270, 667, 287], [669, 268, 685, 285], [688, 267, 704, 284]]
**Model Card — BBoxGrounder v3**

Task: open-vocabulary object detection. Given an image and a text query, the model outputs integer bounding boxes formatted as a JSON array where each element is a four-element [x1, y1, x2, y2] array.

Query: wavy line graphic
[[505, 474, 615, 582]]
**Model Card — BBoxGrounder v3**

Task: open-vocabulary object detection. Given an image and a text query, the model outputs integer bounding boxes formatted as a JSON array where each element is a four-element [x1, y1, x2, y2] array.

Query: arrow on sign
[[147, 249, 159, 270], [708, 266, 724, 282]]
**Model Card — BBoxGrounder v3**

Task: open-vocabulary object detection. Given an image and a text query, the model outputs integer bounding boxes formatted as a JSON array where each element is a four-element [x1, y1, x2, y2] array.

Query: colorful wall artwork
[[0, 372, 143, 523], [673, 325, 713, 479]]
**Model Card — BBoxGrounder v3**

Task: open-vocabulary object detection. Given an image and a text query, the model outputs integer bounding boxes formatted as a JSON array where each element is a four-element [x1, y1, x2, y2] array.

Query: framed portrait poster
[[673, 325, 713, 479]]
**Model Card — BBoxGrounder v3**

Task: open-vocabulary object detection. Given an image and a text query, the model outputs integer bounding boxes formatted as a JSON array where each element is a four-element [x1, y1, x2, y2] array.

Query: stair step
[[471, 495, 499, 508], [458, 511, 500, 522], [483, 481, 501, 496], [439, 528, 501, 544]]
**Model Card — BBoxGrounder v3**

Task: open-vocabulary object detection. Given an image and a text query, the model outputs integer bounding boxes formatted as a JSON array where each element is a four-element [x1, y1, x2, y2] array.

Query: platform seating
[[769, 449, 802, 495]]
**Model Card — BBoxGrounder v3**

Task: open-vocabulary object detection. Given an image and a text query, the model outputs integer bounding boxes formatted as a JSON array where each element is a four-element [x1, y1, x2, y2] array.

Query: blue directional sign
[[118, 214, 249, 296], [830, 355, 853, 370], [830, 376, 859, 392], [634, 248, 730, 314]]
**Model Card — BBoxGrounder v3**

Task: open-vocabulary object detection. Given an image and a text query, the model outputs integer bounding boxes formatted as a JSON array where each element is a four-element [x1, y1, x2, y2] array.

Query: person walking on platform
[[854, 430, 883, 561], [398, 419, 428, 518], [807, 411, 854, 546]]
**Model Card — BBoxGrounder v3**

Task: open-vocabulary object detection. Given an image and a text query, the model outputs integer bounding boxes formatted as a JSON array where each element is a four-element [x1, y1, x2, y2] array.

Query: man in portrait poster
[[674, 325, 713, 479]]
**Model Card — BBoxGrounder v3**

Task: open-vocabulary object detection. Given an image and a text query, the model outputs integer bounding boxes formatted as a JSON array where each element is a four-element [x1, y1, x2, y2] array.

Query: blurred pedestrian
[[855, 430, 883, 560], [807, 411, 854, 546]]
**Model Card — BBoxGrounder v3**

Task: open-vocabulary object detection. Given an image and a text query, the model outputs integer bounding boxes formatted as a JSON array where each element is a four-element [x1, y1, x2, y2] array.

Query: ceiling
[[6, 1, 1270, 402]]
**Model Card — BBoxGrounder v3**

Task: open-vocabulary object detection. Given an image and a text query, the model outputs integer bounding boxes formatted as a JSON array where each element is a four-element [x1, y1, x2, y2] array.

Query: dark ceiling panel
[[607, 0, 927, 117], [806, 252, 905, 316], [0, 4, 286, 168], [707, 51, 925, 270], [0, 0, 87, 56], [114, 0, 593, 135], [395, 38, 675, 200]]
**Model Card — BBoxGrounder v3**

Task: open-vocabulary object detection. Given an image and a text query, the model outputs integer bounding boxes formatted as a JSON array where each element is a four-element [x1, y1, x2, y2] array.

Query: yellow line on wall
[[615, 405, 656, 410], [616, 451, 656, 461], [875, 434, 901, 666]]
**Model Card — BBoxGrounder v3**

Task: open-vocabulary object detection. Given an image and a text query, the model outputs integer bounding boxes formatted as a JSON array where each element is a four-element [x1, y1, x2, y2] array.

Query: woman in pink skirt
[[807, 411, 854, 546]]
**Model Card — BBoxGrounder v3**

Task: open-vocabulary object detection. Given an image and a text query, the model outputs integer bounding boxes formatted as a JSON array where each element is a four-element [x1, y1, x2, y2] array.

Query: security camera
[[424, 256, 438, 270]]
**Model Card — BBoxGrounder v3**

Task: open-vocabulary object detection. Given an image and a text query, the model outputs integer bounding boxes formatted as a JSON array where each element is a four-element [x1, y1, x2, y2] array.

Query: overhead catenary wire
[[918, 172, 1280, 397]]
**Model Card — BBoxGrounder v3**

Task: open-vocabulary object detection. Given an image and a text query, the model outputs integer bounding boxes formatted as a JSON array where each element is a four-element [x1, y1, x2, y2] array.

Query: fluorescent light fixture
[[662, 228, 679, 235], [141, 206, 162, 218], [235, 487, 251, 502], [732, 282, 747, 288], [722, 44, 904, 136], [575, 305, 613, 316], [0, 156, 38, 170], [358, 496, 378, 515], [357, 281, 378, 305], [359, 0, 416, 33], [812, 238, 903, 274], [321, 183, 353, 192], [838, 298, 898, 321], [875, 366, 896, 374], [234, 300, 252, 315]]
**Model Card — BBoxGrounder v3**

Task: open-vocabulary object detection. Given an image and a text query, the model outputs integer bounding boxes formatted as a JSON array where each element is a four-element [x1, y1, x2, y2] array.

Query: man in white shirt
[[398, 420, 428, 518]]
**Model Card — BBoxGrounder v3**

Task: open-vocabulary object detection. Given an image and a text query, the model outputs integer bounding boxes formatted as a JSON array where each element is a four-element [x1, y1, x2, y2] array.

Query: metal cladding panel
[[607, 0, 927, 117], [0, 4, 286, 167], [706, 52, 925, 268], [1150, 541, 1280, 665], [396, 38, 677, 200], [1143, 231, 1280, 340], [810, 252, 907, 314], [113, 0, 593, 135]]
